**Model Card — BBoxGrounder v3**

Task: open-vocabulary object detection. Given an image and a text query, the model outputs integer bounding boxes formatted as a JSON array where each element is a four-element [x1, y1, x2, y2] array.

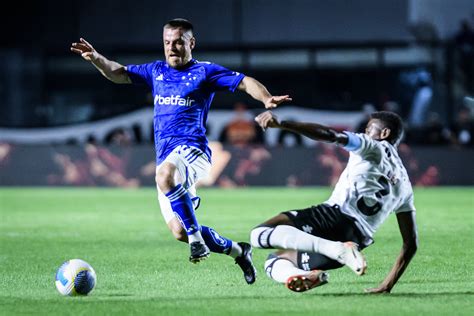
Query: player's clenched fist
[[70, 38, 98, 61], [255, 111, 280, 130]]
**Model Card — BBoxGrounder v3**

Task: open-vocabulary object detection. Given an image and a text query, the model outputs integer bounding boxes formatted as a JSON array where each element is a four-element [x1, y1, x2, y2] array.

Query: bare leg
[[167, 217, 188, 242]]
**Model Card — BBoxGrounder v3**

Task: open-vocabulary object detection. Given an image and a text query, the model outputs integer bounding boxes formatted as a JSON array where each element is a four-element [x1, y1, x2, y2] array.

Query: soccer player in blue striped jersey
[[71, 18, 291, 284]]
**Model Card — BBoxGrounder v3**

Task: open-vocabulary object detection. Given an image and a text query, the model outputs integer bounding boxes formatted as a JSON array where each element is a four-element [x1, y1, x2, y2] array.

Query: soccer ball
[[55, 259, 97, 296]]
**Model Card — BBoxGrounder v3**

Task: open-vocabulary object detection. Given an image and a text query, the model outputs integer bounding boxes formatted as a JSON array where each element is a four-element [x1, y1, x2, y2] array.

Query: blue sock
[[201, 226, 232, 254], [166, 184, 199, 235]]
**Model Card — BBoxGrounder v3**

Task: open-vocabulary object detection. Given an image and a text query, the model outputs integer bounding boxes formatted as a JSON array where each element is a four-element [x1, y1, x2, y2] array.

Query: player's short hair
[[164, 18, 194, 34], [370, 111, 404, 145]]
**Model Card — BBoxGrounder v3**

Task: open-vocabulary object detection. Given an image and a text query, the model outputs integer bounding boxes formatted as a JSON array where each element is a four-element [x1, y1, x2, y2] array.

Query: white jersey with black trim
[[326, 133, 415, 240]]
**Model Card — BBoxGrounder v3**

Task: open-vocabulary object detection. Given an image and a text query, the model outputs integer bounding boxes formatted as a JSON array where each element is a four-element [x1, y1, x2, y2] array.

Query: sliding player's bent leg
[[264, 251, 328, 292], [336, 242, 367, 276], [251, 224, 345, 260], [250, 205, 367, 275], [264, 251, 309, 283], [253, 225, 366, 275]]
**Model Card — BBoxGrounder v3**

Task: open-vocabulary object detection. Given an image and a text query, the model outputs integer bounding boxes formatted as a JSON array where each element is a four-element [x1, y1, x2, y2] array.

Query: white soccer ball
[[55, 259, 97, 296]]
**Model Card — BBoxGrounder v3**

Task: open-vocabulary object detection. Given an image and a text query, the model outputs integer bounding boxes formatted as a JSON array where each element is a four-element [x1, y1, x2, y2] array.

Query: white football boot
[[337, 242, 367, 276]]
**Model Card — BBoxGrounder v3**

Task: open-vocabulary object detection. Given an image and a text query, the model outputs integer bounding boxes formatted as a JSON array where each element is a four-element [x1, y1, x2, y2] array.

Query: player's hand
[[264, 95, 292, 109], [364, 286, 391, 294], [70, 38, 98, 61], [255, 111, 280, 130]]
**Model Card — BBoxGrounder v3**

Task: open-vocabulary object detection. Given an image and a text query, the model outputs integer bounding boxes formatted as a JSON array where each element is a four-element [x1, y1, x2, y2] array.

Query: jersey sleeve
[[343, 132, 382, 161], [125, 62, 157, 87], [342, 131, 362, 151], [205, 63, 245, 92]]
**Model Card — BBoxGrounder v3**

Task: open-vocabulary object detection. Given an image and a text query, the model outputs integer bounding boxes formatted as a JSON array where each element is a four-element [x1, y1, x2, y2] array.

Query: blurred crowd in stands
[[2, 17, 474, 149], [97, 17, 472, 149], [100, 96, 474, 148]]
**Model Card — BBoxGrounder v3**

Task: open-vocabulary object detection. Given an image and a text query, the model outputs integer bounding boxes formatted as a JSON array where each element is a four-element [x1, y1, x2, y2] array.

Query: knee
[[155, 167, 175, 192]]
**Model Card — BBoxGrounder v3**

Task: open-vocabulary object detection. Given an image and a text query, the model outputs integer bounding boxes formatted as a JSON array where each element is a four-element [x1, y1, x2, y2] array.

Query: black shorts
[[283, 203, 369, 271]]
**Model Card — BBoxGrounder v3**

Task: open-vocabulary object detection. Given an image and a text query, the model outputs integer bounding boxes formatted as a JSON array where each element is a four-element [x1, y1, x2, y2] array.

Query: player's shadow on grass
[[317, 291, 474, 297], [101, 293, 135, 298]]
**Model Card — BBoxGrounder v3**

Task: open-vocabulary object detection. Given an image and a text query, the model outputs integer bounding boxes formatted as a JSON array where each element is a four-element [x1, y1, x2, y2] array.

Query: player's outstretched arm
[[70, 38, 131, 84], [365, 211, 418, 294], [255, 110, 349, 145], [237, 76, 291, 109]]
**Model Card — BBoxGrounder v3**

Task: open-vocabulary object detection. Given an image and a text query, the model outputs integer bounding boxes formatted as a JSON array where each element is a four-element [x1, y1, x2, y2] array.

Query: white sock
[[250, 226, 272, 248], [228, 241, 243, 259], [267, 225, 344, 260], [265, 257, 309, 283], [188, 231, 205, 244]]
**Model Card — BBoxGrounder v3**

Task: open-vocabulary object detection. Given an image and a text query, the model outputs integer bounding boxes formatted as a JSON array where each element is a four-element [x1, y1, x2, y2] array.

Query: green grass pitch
[[1, 187, 473, 315]]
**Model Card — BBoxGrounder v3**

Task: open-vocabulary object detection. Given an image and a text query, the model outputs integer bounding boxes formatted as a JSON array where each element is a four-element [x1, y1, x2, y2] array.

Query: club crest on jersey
[[154, 95, 195, 107]]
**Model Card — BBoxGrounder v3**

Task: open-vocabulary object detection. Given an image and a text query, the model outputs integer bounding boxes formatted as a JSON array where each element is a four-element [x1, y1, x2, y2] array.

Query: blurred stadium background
[[0, 0, 473, 187]]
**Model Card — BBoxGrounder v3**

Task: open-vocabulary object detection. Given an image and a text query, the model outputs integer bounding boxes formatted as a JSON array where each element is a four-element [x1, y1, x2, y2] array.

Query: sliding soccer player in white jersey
[[251, 110, 418, 293], [71, 18, 291, 284]]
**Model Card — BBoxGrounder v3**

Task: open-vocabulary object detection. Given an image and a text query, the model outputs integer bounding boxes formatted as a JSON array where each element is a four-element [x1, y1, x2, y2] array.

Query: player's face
[[365, 119, 388, 141], [163, 27, 195, 68]]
